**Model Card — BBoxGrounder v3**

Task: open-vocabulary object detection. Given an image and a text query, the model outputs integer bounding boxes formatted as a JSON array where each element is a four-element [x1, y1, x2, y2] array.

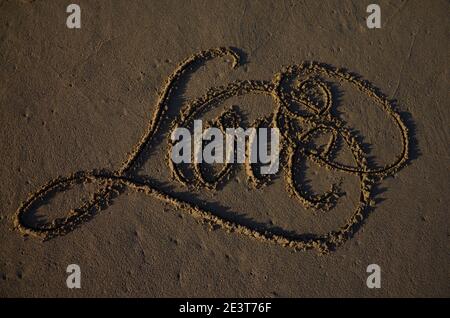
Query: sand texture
[[0, 0, 449, 297]]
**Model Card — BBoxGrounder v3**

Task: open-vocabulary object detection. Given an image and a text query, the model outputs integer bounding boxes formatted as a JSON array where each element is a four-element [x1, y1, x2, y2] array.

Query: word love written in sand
[[14, 48, 410, 253]]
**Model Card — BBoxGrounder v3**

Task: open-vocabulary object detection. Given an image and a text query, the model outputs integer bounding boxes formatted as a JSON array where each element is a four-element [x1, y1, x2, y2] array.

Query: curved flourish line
[[14, 48, 410, 253]]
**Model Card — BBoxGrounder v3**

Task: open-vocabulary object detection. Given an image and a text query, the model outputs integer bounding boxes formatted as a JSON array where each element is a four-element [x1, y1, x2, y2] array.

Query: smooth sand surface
[[0, 0, 449, 297]]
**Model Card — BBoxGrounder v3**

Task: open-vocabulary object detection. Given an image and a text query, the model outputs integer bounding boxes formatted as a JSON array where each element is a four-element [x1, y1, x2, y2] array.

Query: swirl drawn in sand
[[14, 48, 411, 253]]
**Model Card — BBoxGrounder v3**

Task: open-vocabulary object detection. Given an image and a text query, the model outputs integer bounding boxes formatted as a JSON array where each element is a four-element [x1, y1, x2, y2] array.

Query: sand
[[0, 0, 449, 297]]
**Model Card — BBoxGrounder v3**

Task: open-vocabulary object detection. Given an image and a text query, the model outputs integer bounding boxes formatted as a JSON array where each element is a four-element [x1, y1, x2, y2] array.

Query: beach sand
[[0, 0, 449, 297]]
